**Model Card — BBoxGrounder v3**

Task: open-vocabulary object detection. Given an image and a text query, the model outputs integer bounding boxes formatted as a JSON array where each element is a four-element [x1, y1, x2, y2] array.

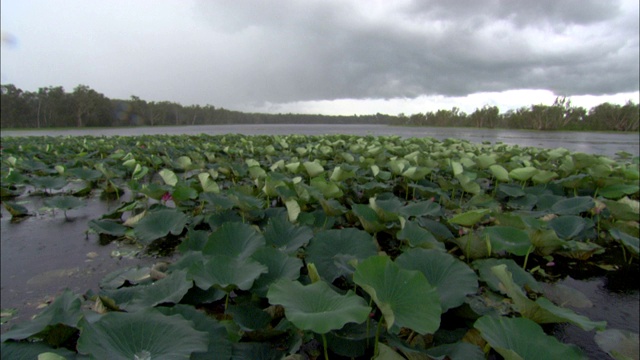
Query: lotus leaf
[[188, 255, 267, 292], [133, 208, 188, 245], [396, 248, 478, 311], [263, 216, 312, 253], [489, 164, 510, 182], [0, 342, 78, 360], [609, 228, 639, 255], [305, 228, 378, 282], [267, 279, 370, 334], [548, 215, 590, 239], [551, 196, 594, 215], [509, 166, 539, 181], [482, 226, 532, 256], [473, 258, 541, 293], [30, 176, 67, 191], [250, 247, 303, 297], [303, 161, 324, 177], [101, 270, 192, 311], [353, 255, 441, 334], [351, 204, 386, 233], [158, 168, 178, 186], [43, 195, 84, 211], [156, 305, 232, 360], [474, 315, 585, 360], [2, 201, 30, 218], [396, 220, 444, 250], [88, 219, 128, 237], [1, 290, 83, 342], [449, 209, 490, 227], [595, 329, 640, 360], [599, 183, 640, 199], [490, 265, 606, 331], [77, 308, 209, 359], [203, 222, 265, 260]]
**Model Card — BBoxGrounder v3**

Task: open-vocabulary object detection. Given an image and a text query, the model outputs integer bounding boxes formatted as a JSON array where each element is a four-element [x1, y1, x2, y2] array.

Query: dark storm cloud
[[193, 0, 638, 106]]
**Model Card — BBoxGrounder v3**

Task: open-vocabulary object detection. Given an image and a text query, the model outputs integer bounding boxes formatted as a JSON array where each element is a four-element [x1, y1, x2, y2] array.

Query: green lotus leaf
[[599, 183, 640, 199], [158, 168, 178, 186], [483, 226, 532, 256], [99, 265, 152, 289], [474, 316, 585, 360], [351, 204, 386, 233], [459, 176, 482, 194], [226, 303, 273, 331], [396, 248, 478, 311], [1, 290, 83, 342], [595, 329, 640, 360], [489, 164, 510, 182], [532, 170, 558, 184], [539, 282, 593, 308], [473, 258, 541, 294], [353, 255, 441, 334], [306, 228, 378, 282], [133, 208, 188, 245], [66, 167, 103, 182], [88, 219, 128, 237], [449, 209, 491, 227], [452, 232, 490, 260], [197, 172, 220, 193], [264, 216, 313, 254], [319, 198, 349, 216], [267, 279, 370, 334], [30, 176, 68, 191], [498, 183, 526, 198], [77, 307, 209, 359], [490, 264, 606, 331], [402, 166, 431, 181], [551, 196, 594, 215], [2, 201, 30, 218], [101, 270, 192, 311], [603, 198, 639, 221], [451, 161, 464, 176], [202, 222, 265, 260], [171, 185, 198, 201], [174, 155, 193, 170], [609, 228, 639, 255], [0, 342, 78, 360], [303, 161, 324, 177], [250, 247, 303, 297], [475, 154, 497, 169], [370, 195, 402, 219], [529, 228, 567, 256], [548, 215, 590, 239], [329, 165, 357, 182], [400, 200, 443, 218], [285, 198, 301, 222], [188, 255, 267, 292], [396, 220, 445, 250], [310, 177, 343, 198], [425, 342, 485, 360], [43, 195, 84, 211], [509, 166, 539, 181], [156, 304, 232, 360]]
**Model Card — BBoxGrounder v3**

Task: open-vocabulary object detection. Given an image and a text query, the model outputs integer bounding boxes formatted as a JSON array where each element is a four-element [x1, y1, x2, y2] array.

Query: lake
[[2, 124, 638, 158]]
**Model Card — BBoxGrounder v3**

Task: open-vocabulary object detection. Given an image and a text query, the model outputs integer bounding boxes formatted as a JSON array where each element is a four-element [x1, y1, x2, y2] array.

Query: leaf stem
[[321, 333, 329, 360], [522, 245, 534, 271], [373, 316, 384, 359]]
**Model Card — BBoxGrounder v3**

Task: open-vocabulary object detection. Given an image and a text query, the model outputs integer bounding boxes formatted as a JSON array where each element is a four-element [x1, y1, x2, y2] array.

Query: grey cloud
[[191, 0, 638, 107]]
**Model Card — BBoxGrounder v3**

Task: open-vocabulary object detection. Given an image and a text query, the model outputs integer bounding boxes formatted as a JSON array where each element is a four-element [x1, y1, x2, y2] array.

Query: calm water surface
[[2, 124, 638, 157]]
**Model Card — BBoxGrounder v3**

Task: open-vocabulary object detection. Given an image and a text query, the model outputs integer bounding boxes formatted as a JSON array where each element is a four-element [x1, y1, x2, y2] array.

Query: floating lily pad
[[133, 208, 188, 245]]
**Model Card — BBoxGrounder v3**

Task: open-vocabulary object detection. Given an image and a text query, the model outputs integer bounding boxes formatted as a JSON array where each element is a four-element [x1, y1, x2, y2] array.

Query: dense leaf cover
[[1, 133, 638, 359]]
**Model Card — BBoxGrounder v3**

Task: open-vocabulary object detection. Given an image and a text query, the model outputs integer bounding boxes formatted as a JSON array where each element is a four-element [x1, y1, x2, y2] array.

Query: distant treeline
[[1, 83, 638, 131]]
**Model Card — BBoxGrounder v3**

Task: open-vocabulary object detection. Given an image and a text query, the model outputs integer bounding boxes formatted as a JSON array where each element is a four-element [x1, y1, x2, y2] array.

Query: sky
[[1, 0, 639, 116]]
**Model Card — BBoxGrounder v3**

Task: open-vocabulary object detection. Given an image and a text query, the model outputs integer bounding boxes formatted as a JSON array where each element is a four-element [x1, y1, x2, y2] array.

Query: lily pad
[[595, 329, 640, 360], [449, 209, 490, 227], [482, 226, 532, 256], [188, 255, 267, 292], [263, 216, 313, 254], [267, 279, 370, 334], [250, 247, 303, 297], [203, 222, 266, 260]]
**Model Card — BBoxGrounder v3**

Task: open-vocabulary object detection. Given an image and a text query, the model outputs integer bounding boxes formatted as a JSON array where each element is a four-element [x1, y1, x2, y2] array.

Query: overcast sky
[[1, 0, 638, 115]]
